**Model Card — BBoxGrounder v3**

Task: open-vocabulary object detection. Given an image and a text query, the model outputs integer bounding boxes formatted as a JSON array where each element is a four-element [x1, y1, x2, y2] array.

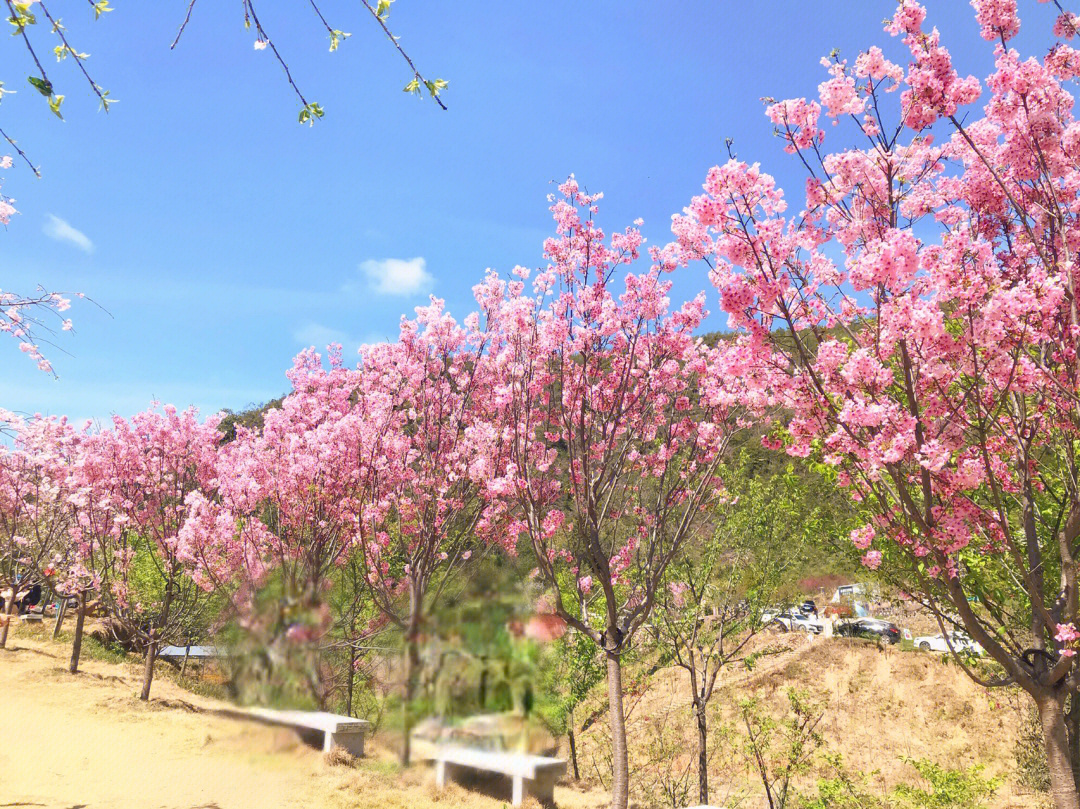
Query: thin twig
[[244, 0, 309, 107], [37, 1, 107, 108], [358, 0, 447, 111], [170, 0, 199, 49], [5, 0, 50, 87], [0, 127, 40, 176], [307, 0, 334, 34]]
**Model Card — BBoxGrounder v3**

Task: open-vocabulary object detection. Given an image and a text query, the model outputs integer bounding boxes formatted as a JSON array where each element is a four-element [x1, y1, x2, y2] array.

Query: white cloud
[[358, 256, 433, 296], [43, 214, 94, 253]]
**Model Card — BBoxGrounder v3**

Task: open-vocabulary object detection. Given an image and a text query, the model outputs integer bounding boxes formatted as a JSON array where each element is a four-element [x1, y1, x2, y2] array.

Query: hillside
[[571, 634, 1041, 809]]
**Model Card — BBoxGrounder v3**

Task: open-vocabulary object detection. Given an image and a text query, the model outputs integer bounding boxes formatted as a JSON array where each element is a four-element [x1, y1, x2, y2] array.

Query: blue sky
[[0, 1, 1062, 422]]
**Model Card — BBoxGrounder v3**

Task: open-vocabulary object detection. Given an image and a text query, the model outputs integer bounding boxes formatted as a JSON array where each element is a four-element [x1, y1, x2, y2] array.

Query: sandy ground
[[0, 626, 605, 809]]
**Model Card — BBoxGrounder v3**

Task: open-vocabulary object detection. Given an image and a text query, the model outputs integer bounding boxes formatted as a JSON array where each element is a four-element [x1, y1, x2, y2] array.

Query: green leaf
[[28, 75, 52, 96], [329, 29, 350, 52], [48, 93, 64, 119], [8, 8, 36, 31], [53, 44, 88, 62], [298, 102, 324, 126], [425, 78, 449, 98]]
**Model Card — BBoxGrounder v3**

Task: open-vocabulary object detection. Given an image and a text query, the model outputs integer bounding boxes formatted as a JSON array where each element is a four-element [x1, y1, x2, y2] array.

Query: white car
[[764, 608, 825, 635], [913, 631, 985, 656]]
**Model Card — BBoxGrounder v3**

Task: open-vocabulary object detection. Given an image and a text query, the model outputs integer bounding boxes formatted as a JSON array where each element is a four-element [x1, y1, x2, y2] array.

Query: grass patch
[[82, 634, 134, 666], [158, 662, 233, 701]]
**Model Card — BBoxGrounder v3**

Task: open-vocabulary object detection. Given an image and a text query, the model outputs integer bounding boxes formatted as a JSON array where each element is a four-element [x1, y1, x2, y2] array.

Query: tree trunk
[[606, 651, 630, 809], [52, 595, 67, 639], [1038, 690, 1080, 809], [141, 574, 173, 702], [1067, 693, 1080, 791], [0, 590, 15, 649], [346, 645, 356, 717], [69, 591, 87, 674], [568, 706, 580, 780], [695, 698, 709, 805], [140, 634, 157, 701], [400, 631, 420, 766]]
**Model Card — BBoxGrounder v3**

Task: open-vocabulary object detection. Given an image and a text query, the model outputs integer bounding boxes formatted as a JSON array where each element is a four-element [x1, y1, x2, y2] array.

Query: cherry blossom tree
[[100, 405, 222, 700], [480, 180, 759, 809], [0, 413, 75, 648], [58, 427, 130, 674], [670, 3, 1080, 806], [178, 347, 375, 708], [350, 300, 508, 765]]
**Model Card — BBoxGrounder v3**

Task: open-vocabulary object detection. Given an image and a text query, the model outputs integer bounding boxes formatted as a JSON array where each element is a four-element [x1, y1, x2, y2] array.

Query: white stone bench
[[431, 745, 566, 806], [219, 707, 369, 757], [158, 644, 221, 659]]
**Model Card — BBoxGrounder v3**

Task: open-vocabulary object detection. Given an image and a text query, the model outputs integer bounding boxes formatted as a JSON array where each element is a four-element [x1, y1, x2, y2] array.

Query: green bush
[[801, 755, 999, 809], [800, 752, 886, 809], [891, 757, 1000, 809]]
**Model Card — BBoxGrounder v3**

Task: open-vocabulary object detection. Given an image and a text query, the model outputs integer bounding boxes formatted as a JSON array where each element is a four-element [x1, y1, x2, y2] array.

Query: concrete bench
[[158, 645, 221, 659], [219, 707, 369, 757], [431, 745, 566, 806]]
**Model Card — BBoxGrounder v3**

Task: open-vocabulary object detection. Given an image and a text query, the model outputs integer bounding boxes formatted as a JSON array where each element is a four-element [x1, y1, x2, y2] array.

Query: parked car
[[835, 617, 901, 644], [913, 631, 985, 656], [798, 599, 818, 616], [760, 607, 783, 625], [765, 608, 824, 635]]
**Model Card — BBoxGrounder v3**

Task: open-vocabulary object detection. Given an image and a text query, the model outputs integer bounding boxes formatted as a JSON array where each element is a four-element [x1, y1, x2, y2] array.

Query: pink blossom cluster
[[1056, 623, 1080, 657], [1, 288, 76, 374]]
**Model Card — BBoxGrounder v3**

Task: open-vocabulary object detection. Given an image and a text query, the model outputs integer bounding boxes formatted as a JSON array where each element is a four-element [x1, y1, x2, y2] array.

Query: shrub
[[891, 757, 1000, 809], [801, 752, 886, 809]]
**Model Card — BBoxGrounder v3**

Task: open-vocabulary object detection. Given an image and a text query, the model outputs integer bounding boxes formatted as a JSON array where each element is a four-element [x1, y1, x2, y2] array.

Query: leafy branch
[[0, 0, 113, 172], [360, 0, 448, 109], [171, 0, 448, 125]]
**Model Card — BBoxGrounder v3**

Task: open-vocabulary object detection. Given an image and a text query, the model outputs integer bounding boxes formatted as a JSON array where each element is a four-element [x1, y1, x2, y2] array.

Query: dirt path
[[0, 628, 608, 809], [1, 633, 364, 809]]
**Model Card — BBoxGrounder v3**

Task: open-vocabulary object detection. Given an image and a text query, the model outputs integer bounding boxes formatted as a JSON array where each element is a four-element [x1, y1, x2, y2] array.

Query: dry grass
[[571, 634, 1050, 809]]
